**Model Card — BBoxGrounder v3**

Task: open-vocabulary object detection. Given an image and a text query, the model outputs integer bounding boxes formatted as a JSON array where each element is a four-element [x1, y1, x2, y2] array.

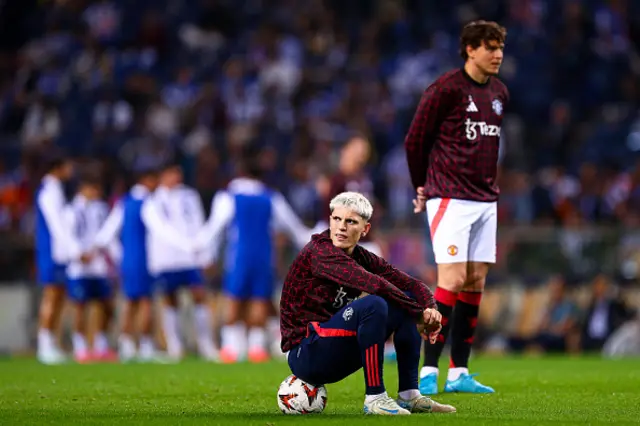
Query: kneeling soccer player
[[279, 191, 456, 415]]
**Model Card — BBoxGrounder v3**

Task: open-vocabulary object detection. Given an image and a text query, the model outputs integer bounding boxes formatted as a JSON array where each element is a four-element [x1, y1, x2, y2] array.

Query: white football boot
[[363, 394, 411, 415], [37, 347, 67, 365], [397, 394, 457, 413]]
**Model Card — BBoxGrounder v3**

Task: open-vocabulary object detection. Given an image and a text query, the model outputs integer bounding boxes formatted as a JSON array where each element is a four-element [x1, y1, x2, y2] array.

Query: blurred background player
[[405, 20, 509, 394], [94, 167, 195, 362], [35, 153, 83, 364], [64, 175, 117, 363], [149, 162, 217, 361], [195, 146, 312, 363], [318, 135, 382, 256]]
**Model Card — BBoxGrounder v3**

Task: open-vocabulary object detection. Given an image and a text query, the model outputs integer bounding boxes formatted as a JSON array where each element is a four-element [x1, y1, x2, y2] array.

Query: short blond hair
[[329, 192, 373, 221]]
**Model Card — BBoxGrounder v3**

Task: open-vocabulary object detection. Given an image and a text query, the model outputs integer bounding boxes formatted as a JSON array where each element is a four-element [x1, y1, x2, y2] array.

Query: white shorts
[[426, 198, 497, 264]]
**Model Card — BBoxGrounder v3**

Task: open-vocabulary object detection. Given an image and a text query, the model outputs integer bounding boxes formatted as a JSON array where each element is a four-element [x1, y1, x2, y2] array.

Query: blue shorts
[[37, 261, 66, 286], [121, 269, 154, 301], [67, 278, 111, 303], [223, 264, 273, 300], [156, 268, 203, 294], [288, 295, 418, 386]]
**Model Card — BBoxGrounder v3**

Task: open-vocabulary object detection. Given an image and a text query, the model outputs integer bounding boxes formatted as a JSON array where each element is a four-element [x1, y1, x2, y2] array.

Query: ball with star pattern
[[277, 374, 327, 414]]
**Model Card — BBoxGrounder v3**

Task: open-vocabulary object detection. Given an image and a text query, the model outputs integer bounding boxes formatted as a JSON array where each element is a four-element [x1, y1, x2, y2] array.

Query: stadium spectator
[[579, 274, 633, 352], [508, 276, 580, 354]]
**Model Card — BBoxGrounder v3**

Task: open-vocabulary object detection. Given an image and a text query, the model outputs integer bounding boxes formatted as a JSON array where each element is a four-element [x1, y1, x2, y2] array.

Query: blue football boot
[[418, 372, 439, 395], [444, 373, 494, 393], [384, 346, 397, 363]]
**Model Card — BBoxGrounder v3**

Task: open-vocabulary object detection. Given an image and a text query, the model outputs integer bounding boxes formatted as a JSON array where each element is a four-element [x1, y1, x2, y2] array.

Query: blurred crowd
[[0, 0, 639, 236], [481, 273, 638, 355]]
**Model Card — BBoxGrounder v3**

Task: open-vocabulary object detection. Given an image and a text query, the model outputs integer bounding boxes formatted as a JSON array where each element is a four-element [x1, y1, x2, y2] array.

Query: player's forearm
[[142, 207, 194, 253], [353, 273, 426, 318], [377, 285, 426, 319], [367, 254, 436, 309], [312, 245, 424, 317], [326, 269, 386, 296], [404, 126, 436, 190], [404, 87, 442, 189], [343, 277, 424, 319], [385, 268, 436, 308], [194, 212, 228, 250], [405, 150, 429, 190], [93, 206, 123, 248], [392, 278, 436, 309], [314, 260, 425, 319], [316, 263, 391, 300], [40, 202, 82, 259]]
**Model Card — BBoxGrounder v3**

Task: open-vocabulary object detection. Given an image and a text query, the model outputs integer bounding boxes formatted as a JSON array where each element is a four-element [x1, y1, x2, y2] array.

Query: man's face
[[161, 167, 183, 187], [82, 184, 102, 200], [59, 161, 75, 181], [329, 206, 371, 254], [468, 40, 504, 76], [339, 138, 370, 176], [142, 174, 159, 191]]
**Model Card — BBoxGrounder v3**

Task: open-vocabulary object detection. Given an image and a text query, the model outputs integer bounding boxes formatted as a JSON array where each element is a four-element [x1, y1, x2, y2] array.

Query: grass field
[[0, 356, 639, 425]]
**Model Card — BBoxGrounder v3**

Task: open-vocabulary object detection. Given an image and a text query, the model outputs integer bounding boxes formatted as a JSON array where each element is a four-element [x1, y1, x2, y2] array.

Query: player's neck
[[463, 63, 490, 85], [340, 246, 355, 256]]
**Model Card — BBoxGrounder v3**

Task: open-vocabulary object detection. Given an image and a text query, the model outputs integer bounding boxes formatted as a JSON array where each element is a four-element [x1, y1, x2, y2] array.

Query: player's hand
[[419, 308, 442, 342], [417, 322, 442, 343], [428, 324, 442, 344], [422, 308, 441, 327], [80, 252, 93, 264], [412, 186, 427, 213]]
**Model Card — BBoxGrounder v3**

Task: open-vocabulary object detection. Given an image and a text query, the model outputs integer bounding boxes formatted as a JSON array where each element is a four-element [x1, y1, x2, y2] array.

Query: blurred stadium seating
[[0, 0, 638, 355]]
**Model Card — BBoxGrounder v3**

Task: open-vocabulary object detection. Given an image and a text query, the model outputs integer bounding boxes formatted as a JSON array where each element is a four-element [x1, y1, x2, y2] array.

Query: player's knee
[[164, 292, 179, 307], [463, 272, 486, 292], [360, 295, 389, 318], [436, 263, 467, 292], [44, 285, 65, 301]]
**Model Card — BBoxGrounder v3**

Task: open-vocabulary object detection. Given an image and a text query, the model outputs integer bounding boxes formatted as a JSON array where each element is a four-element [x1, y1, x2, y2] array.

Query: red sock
[[423, 287, 458, 368]]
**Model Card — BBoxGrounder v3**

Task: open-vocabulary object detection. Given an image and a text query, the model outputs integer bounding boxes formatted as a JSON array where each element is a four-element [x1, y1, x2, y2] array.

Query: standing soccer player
[[35, 154, 83, 364], [93, 167, 195, 362], [281, 191, 455, 415], [64, 176, 117, 363], [195, 150, 312, 363], [404, 20, 509, 394], [149, 162, 217, 361]]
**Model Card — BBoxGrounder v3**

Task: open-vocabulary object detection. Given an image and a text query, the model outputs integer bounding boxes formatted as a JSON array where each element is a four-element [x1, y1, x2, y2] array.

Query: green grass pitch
[[0, 356, 639, 425]]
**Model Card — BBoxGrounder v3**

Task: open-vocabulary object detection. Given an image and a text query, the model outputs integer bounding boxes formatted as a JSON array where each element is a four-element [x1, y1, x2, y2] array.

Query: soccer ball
[[277, 374, 327, 415]]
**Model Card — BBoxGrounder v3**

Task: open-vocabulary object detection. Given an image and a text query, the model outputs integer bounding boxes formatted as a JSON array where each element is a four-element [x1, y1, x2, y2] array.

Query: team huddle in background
[[34, 149, 313, 365]]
